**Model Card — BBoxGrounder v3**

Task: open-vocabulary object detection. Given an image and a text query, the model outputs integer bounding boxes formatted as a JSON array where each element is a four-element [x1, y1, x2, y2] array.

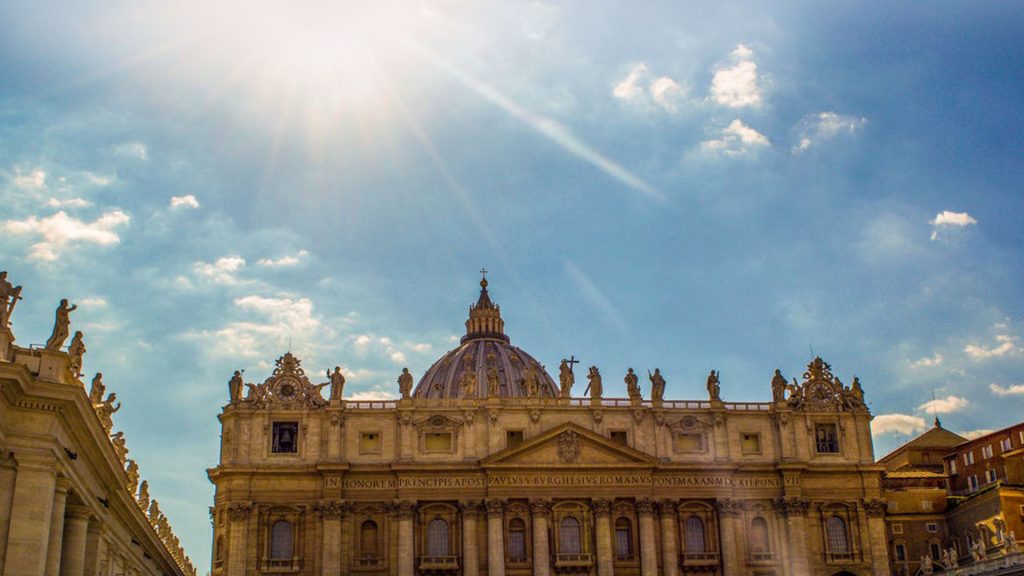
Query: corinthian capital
[[592, 498, 611, 517], [485, 499, 505, 517], [635, 497, 656, 517], [529, 499, 551, 517]]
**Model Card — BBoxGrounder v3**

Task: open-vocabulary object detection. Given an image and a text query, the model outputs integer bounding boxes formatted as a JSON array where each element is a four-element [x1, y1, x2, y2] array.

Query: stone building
[[0, 273, 195, 576], [208, 278, 890, 576]]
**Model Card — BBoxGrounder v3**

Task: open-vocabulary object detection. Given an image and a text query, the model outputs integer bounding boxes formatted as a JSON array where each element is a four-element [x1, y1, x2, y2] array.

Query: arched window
[[749, 517, 770, 553], [560, 516, 582, 554], [685, 516, 706, 553], [614, 517, 633, 558], [427, 519, 449, 556], [360, 520, 379, 558], [825, 516, 849, 554], [508, 518, 527, 561], [270, 520, 293, 559]]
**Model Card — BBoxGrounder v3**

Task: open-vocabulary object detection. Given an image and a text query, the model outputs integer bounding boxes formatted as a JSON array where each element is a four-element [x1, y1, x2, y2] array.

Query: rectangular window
[[1019, 431, 1023, 444], [741, 433, 761, 455], [964, 451, 975, 465], [677, 433, 703, 452], [892, 523, 903, 534], [424, 432, 452, 452], [359, 432, 381, 454], [507, 529, 526, 561], [506, 430, 524, 449], [271, 422, 299, 454], [921, 500, 933, 512], [888, 501, 899, 513], [950, 460, 958, 475], [895, 543, 906, 561], [610, 430, 628, 446], [930, 543, 941, 560], [985, 469, 997, 484], [967, 475, 979, 491], [1001, 438, 1012, 452], [982, 445, 993, 459], [815, 424, 840, 453], [926, 523, 938, 534]]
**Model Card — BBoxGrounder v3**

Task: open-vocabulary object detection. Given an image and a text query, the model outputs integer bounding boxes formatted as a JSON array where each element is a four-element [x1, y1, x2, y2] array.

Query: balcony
[[681, 552, 720, 569], [259, 557, 300, 572], [553, 553, 594, 572], [352, 555, 385, 571], [824, 551, 861, 564], [417, 555, 459, 574], [748, 551, 777, 564]]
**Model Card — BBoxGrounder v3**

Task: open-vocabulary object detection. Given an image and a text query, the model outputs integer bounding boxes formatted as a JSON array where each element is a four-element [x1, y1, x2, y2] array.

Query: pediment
[[482, 423, 658, 468]]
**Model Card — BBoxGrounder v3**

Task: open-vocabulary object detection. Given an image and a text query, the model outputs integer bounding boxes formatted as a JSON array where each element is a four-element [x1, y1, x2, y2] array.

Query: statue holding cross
[[559, 356, 578, 398], [0, 271, 23, 329]]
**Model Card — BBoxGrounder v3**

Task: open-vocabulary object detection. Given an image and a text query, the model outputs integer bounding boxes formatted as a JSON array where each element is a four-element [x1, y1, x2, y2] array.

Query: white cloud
[[917, 395, 969, 414], [346, 389, 395, 401], [46, 197, 91, 208], [649, 76, 684, 112], [257, 250, 309, 268], [700, 119, 770, 157], [793, 112, 868, 153], [234, 295, 319, 334], [990, 383, 1024, 396], [349, 333, 426, 366], [14, 169, 46, 189], [79, 297, 108, 308], [613, 64, 648, 101], [169, 195, 200, 209], [909, 353, 944, 368], [115, 142, 148, 160], [959, 429, 994, 441], [2, 209, 130, 261], [965, 334, 1018, 360], [929, 210, 977, 241], [193, 256, 247, 285], [182, 294, 324, 361], [710, 44, 762, 108], [872, 413, 928, 437]]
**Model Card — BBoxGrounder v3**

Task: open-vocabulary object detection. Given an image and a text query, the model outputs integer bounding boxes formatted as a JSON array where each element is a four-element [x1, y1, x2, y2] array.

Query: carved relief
[[240, 353, 327, 410], [557, 430, 581, 464], [227, 503, 252, 521], [316, 500, 350, 519], [777, 497, 810, 517], [716, 498, 743, 517], [862, 498, 886, 518], [485, 499, 506, 517], [592, 498, 611, 517], [635, 497, 656, 516]]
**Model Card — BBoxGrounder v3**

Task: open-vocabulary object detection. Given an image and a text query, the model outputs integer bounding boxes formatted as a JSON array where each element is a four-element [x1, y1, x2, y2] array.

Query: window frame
[[359, 431, 382, 455], [740, 432, 762, 455], [271, 421, 300, 455], [814, 423, 841, 454]]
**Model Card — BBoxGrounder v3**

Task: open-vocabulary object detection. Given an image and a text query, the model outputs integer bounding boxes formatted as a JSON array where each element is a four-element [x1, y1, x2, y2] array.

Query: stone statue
[[486, 355, 500, 398], [89, 372, 106, 405], [44, 299, 77, 350], [95, 392, 120, 432], [586, 366, 602, 399], [707, 370, 721, 402], [460, 364, 477, 397], [851, 376, 865, 405], [148, 500, 160, 525], [559, 359, 574, 398], [67, 331, 86, 376], [398, 368, 413, 399], [125, 459, 139, 493], [649, 368, 666, 402], [137, 480, 150, 510], [0, 271, 22, 328], [940, 547, 951, 569], [327, 367, 345, 401], [771, 369, 787, 403], [947, 546, 959, 568], [111, 431, 128, 462], [228, 370, 243, 403], [523, 363, 539, 397], [920, 554, 933, 574], [624, 368, 641, 401]]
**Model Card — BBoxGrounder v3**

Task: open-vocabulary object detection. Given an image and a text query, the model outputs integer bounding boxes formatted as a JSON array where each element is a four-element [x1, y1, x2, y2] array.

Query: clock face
[[275, 378, 299, 401], [809, 382, 832, 403]]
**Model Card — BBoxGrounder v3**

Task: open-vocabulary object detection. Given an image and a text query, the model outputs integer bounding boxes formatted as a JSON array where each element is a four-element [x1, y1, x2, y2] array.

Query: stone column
[[636, 498, 658, 576], [592, 499, 613, 576], [59, 505, 92, 576], [318, 501, 348, 576], [81, 522, 104, 576], [485, 500, 505, 576], [461, 501, 481, 576], [530, 500, 551, 576], [863, 499, 889, 576], [394, 501, 415, 576], [44, 478, 70, 576], [0, 453, 17, 572], [780, 498, 810, 576], [658, 500, 679, 576], [716, 499, 742, 576], [4, 453, 58, 576], [225, 503, 252, 576]]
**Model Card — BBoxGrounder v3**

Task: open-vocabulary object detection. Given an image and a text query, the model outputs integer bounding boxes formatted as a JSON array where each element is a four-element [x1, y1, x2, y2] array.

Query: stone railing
[[341, 397, 774, 411], [935, 551, 1024, 575]]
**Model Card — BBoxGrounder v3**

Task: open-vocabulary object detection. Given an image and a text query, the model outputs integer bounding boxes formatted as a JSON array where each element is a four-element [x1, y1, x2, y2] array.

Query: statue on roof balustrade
[[138, 480, 150, 510], [649, 368, 666, 402], [625, 368, 641, 401], [559, 359, 574, 398], [771, 369, 787, 403], [89, 372, 105, 404], [110, 431, 128, 462], [0, 271, 22, 328], [707, 369, 721, 402], [327, 366, 345, 401], [399, 368, 414, 399], [45, 299, 77, 350], [95, 392, 120, 432], [125, 459, 139, 493], [228, 370, 244, 403], [586, 366, 602, 399], [67, 330, 86, 376]]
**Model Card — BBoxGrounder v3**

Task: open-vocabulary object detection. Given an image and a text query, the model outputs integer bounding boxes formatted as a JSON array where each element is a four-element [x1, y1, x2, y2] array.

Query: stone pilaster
[[592, 499, 613, 576], [0, 453, 16, 573], [393, 500, 416, 576], [658, 500, 679, 576], [225, 503, 252, 576], [317, 500, 348, 576], [461, 501, 481, 576], [82, 521, 104, 576], [636, 498, 658, 576], [4, 453, 58, 576], [59, 505, 92, 576], [779, 497, 810, 576], [530, 500, 551, 576], [716, 499, 742, 576], [863, 499, 889, 576], [485, 500, 505, 576], [44, 477, 70, 576]]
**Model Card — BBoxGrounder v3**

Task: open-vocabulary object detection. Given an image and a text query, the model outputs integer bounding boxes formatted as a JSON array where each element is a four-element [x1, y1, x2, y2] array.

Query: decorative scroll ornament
[[315, 500, 351, 519], [862, 498, 887, 518], [785, 356, 866, 412], [241, 353, 327, 410], [485, 499, 506, 517], [557, 429, 581, 464], [592, 498, 612, 517], [776, 497, 810, 517], [716, 498, 743, 517]]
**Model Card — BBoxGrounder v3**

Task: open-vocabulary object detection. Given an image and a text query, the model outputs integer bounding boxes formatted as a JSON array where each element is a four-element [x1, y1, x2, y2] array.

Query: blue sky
[[2, 0, 1022, 571]]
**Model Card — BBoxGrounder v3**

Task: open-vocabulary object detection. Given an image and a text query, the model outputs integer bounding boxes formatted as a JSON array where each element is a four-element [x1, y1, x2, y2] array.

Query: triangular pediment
[[482, 422, 658, 468]]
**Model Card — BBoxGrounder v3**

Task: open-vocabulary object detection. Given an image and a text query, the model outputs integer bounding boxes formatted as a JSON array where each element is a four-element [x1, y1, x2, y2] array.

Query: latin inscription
[[341, 474, 787, 489]]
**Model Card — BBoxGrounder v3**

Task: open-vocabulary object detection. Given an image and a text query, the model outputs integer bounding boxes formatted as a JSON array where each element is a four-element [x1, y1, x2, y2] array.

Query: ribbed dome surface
[[413, 276, 558, 399]]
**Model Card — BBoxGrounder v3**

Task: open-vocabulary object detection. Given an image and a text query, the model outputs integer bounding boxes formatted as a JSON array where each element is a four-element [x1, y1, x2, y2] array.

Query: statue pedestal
[[38, 349, 70, 384], [0, 326, 13, 362]]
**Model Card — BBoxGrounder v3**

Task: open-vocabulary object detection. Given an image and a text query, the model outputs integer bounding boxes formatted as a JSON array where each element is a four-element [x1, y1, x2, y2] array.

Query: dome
[[413, 277, 558, 399]]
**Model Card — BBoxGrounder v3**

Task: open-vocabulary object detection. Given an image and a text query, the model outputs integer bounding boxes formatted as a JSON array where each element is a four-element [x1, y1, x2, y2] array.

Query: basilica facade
[[208, 278, 889, 576]]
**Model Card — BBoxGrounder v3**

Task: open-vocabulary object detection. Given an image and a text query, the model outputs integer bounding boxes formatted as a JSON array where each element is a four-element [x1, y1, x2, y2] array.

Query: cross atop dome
[[464, 271, 507, 343]]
